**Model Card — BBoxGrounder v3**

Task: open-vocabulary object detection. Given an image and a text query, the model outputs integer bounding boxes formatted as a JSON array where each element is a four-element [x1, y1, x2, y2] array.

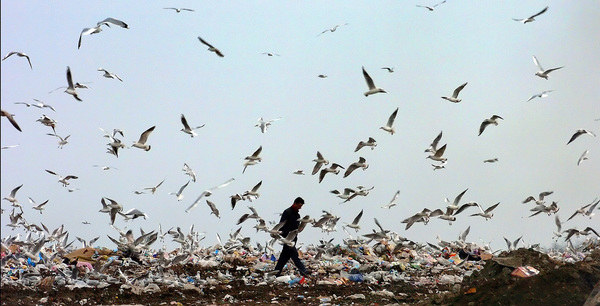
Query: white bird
[[45, 170, 78, 187], [503, 236, 523, 251], [278, 229, 298, 247], [427, 144, 447, 162], [567, 198, 599, 221], [362, 66, 387, 96], [381, 190, 400, 209], [164, 7, 194, 13], [97, 68, 123, 82], [312, 151, 329, 175], [445, 188, 469, 212], [3, 184, 23, 206], [185, 178, 234, 213], [78, 24, 105, 49], [513, 6, 548, 24], [432, 161, 447, 170], [293, 169, 305, 175], [479, 115, 503, 136], [416, 0, 446, 11], [242, 181, 262, 200], [245, 146, 263, 162], [1, 109, 22, 132], [317, 74, 328, 78], [255, 117, 282, 133], [483, 158, 499, 163], [577, 150, 589, 166], [29, 197, 50, 214], [1, 145, 19, 150], [197, 36, 224, 57], [553, 215, 563, 239], [261, 52, 280, 57], [36, 114, 57, 133], [182, 163, 197, 182], [144, 179, 165, 194], [180, 114, 205, 137], [567, 129, 596, 145], [355, 137, 377, 152], [344, 157, 368, 178], [381, 67, 394, 73], [93, 165, 118, 171], [319, 163, 345, 183], [344, 210, 364, 232], [65, 66, 82, 101], [132, 126, 155, 151], [121, 208, 148, 220], [2, 51, 32, 69], [97, 17, 129, 29], [206, 200, 220, 218], [169, 181, 190, 201], [318, 23, 348, 36], [46, 133, 70, 149], [441, 82, 468, 103], [380, 107, 399, 135], [527, 90, 554, 102], [532, 56, 563, 80], [470, 203, 500, 220], [331, 188, 357, 201]]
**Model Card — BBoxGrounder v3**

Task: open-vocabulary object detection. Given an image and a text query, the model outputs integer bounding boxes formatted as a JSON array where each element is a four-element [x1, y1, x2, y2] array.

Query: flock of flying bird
[[1, 3, 599, 257]]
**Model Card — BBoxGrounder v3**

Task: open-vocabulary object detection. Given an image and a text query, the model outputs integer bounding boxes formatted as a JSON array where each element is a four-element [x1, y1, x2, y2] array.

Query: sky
[[1, 1, 599, 253]]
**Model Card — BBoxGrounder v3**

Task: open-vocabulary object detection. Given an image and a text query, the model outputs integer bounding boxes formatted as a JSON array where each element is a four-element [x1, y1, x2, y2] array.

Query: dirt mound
[[446, 248, 600, 305]]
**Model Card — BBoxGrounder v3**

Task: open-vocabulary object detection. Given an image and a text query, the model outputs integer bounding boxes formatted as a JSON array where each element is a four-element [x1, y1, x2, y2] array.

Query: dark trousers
[[274, 244, 307, 275]]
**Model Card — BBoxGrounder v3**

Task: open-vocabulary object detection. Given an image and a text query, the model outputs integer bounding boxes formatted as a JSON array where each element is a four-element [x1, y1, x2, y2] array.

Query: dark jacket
[[279, 206, 300, 238]]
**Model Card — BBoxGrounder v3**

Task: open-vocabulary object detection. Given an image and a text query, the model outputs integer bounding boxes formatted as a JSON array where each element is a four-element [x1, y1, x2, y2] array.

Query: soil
[[2, 248, 599, 305]]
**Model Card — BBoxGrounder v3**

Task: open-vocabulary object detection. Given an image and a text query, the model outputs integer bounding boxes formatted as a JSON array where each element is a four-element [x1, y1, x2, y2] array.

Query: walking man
[[273, 197, 309, 277]]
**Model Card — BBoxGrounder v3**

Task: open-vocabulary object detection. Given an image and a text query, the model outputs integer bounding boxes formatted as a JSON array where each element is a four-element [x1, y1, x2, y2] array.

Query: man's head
[[291, 197, 305, 210]]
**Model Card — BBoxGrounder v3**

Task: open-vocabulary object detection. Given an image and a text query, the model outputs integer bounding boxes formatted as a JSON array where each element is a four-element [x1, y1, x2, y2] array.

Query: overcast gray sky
[[1, 1, 598, 252]]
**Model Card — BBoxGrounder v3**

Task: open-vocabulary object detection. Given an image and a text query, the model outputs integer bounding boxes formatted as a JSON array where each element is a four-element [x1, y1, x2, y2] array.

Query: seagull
[[441, 82, 468, 103], [65, 66, 82, 101], [553, 215, 563, 239], [381, 190, 400, 209], [355, 137, 377, 152], [479, 115, 503, 136], [503, 236, 523, 251], [293, 169, 305, 175], [344, 210, 364, 232], [205, 200, 220, 218], [424, 131, 443, 154], [331, 188, 357, 201], [2, 51, 32, 69], [312, 151, 329, 175], [49, 82, 91, 93], [564, 227, 600, 241], [567, 129, 596, 145], [577, 150, 589, 166], [470, 202, 500, 220], [180, 114, 205, 137], [522, 191, 553, 205], [197, 36, 224, 57], [278, 229, 299, 247], [1, 109, 22, 132], [261, 52, 280, 57], [527, 90, 554, 102], [132, 126, 155, 151], [144, 179, 165, 194], [513, 6, 549, 24], [245, 146, 263, 162], [121, 208, 148, 220], [483, 158, 499, 163], [432, 161, 447, 170], [78, 24, 106, 49], [93, 165, 118, 171], [532, 56, 563, 80], [319, 163, 345, 183], [426, 144, 447, 162], [97, 17, 129, 29], [3, 184, 23, 206], [344, 157, 369, 178], [317, 74, 328, 78], [185, 178, 235, 213], [97, 68, 123, 82], [45, 170, 78, 187], [182, 163, 197, 182], [1, 145, 19, 150], [416, 0, 446, 11], [255, 117, 282, 133], [169, 181, 190, 201], [47, 133, 70, 149], [444, 188, 469, 212], [242, 181, 262, 200], [36, 114, 57, 133], [362, 66, 387, 96], [163, 7, 194, 13], [318, 23, 348, 36], [381, 67, 394, 73], [567, 198, 599, 221], [380, 107, 399, 135]]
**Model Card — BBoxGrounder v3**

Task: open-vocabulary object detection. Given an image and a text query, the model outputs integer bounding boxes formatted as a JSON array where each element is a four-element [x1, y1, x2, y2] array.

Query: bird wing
[[138, 126, 156, 144], [544, 66, 563, 74], [362, 67, 376, 89], [434, 144, 447, 157], [180, 114, 191, 130], [98, 17, 128, 28], [479, 120, 491, 136], [386, 108, 398, 127], [45, 169, 58, 176], [177, 181, 190, 195], [197, 37, 214, 48], [453, 188, 469, 206], [251, 146, 262, 157], [66, 66, 75, 88], [212, 178, 235, 190], [554, 215, 561, 232], [532, 56, 544, 71], [251, 181, 262, 192], [567, 131, 583, 145], [485, 202, 500, 213], [312, 161, 324, 175], [351, 210, 363, 225], [530, 6, 549, 19], [452, 82, 468, 98]]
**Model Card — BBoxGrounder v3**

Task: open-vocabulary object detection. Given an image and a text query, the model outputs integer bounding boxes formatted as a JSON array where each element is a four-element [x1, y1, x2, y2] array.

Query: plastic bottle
[[288, 276, 303, 286]]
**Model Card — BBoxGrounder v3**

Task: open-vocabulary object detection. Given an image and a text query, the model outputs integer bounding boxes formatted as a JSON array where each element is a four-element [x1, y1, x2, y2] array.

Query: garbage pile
[[2, 240, 600, 305]]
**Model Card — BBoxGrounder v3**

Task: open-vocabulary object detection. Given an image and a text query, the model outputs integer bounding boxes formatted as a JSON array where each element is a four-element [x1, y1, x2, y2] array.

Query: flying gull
[[97, 68, 123, 82], [46, 133, 71, 149], [317, 23, 348, 36], [479, 115, 503, 136], [381, 67, 394, 73], [144, 178, 165, 194], [527, 90, 554, 102], [65, 66, 82, 101], [380, 107, 399, 135], [416, 0, 446, 11], [1, 109, 22, 132], [198, 36, 224, 57], [355, 137, 377, 152], [441, 82, 468, 103], [255, 117, 282, 133], [169, 181, 190, 201], [185, 178, 234, 213], [164, 7, 194, 13], [532, 55, 563, 80], [362, 66, 387, 96], [381, 190, 400, 209], [577, 150, 589, 166], [312, 151, 329, 175], [344, 157, 368, 178], [45, 169, 78, 187], [132, 126, 155, 151], [513, 6, 549, 24], [566, 129, 596, 145], [180, 114, 205, 137], [319, 163, 345, 183], [2, 51, 32, 69]]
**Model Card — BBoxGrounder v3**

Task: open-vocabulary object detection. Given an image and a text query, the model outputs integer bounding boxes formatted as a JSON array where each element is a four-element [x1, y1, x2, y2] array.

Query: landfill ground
[[2, 247, 599, 305]]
